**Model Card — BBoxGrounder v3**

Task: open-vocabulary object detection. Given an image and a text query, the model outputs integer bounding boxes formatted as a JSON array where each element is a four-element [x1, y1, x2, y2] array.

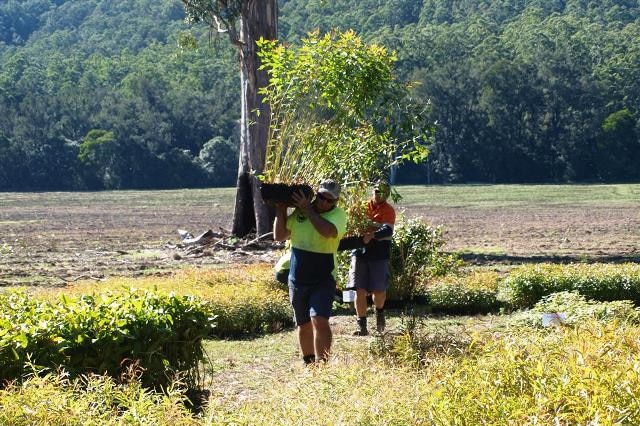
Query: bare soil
[[0, 188, 638, 287], [412, 204, 640, 264]]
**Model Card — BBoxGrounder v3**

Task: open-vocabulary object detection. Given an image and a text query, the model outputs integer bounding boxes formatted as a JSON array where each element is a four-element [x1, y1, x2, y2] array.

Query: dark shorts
[[288, 279, 336, 326], [348, 257, 390, 292]]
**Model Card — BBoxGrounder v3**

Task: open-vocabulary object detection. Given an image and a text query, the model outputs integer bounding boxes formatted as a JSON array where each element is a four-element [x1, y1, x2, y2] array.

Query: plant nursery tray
[[260, 182, 314, 205]]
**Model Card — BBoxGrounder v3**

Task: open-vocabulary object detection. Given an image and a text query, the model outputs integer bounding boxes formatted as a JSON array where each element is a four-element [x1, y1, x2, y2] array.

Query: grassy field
[[398, 183, 640, 207]]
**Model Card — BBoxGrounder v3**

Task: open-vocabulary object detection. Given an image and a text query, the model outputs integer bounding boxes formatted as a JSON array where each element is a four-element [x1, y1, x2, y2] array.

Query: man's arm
[[292, 191, 337, 238], [273, 204, 291, 241], [373, 223, 393, 240]]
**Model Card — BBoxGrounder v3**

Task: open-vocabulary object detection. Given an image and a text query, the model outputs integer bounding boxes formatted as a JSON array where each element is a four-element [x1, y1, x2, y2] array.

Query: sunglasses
[[316, 192, 337, 203]]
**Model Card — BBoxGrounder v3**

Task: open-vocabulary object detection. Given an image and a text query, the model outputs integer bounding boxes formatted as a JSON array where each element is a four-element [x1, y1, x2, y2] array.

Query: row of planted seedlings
[[421, 262, 640, 317], [0, 265, 292, 390], [339, 218, 640, 319]]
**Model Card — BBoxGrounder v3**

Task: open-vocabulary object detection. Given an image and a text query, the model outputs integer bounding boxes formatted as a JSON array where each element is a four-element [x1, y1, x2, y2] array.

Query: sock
[[357, 316, 367, 330], [303, 354, 316, 365]]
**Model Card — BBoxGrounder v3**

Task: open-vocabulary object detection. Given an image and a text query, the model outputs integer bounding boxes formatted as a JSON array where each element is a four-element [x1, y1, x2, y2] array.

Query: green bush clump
[[173, 269, 293, 338], [513, 291, 640, 327], [0, 289, 215, 388], [388, 218, 461, 302], [57, 266, 294, 339], [427, 271, 501, 314], [498, 263, 640, 308]]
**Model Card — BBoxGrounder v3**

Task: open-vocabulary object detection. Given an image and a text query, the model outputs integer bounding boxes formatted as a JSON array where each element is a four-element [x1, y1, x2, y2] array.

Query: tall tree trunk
[[231, 0, 277, 237]]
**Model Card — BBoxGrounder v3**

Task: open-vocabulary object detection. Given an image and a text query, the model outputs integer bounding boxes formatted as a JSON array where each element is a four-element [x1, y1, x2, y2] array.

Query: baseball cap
[[318, 179, 341, 200]]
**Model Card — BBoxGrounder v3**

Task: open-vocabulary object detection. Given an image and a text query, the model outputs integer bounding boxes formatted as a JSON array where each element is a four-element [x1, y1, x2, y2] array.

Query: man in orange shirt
[[349, 181, 396, 336]]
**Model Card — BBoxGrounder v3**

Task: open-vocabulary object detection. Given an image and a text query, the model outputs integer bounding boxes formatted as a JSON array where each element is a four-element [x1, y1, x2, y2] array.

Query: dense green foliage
[[0, 289, 215, 388], [499, 263, 640, 308], [427, 271, 501, 314], [1, 0, 639, 190], [388, 218, 461, 302], [0, 0, 239, 190]]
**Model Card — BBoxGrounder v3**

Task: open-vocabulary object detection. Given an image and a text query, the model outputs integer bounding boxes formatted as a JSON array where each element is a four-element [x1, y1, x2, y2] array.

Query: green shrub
[[512, 291, 640, 327], [0, 289, 215, 388], [498, 263, 640, 308], [388, 218, 461, 302], [427, 271, 501, 314], [54, 266, 294, 339]]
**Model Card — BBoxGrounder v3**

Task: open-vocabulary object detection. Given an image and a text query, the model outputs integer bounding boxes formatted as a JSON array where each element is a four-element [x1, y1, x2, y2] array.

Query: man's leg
[[307, 280, 336, 361], [353, 288, 369, 335], [371, 290, 386, 310], [372, 290, 386, 332], [311, 316, 332, 362], [350, 256, 369, 336], [370, 260, 390, 333], [289, 282, 314, 364], [298, 321, 315, 364]]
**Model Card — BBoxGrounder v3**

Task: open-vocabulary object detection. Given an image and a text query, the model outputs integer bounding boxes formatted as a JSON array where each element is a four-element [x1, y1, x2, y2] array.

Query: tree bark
[[231, 0, 277, 237]]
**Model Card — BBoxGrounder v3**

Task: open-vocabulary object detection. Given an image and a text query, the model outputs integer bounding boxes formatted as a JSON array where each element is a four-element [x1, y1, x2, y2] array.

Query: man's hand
[[291, 190, 312, 215], [362, 231, 375, 244]]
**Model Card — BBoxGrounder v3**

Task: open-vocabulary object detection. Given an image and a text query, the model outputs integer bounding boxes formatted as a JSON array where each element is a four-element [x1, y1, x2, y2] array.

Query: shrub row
[[512, 291, 640, 327], [426, 271, 501, 314], [418, 263, 640, 314], [55, 266, 294, 338], [498, 263, 640, 308], [0, 289, 214, 388]]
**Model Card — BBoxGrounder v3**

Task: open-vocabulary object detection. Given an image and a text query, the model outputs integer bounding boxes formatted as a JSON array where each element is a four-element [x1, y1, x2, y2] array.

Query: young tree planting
[[257, 30, 431, 233]]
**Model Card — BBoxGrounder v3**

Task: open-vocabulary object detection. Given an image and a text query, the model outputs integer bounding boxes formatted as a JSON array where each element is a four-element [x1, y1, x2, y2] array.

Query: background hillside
[[1, 0, 639, 190]]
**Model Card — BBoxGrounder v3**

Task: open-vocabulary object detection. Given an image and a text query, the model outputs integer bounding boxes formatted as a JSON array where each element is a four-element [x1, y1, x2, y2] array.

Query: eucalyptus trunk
[[231, 0, 277, 237]]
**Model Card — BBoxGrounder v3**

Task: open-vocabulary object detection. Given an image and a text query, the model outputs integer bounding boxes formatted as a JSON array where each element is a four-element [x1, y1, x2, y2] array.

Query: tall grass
[[202, 320, 640, 425], [0, 371, 198, 426]]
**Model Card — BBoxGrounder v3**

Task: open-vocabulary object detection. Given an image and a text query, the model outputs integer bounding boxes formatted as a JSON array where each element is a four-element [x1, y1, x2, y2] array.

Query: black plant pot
[[260, 182, 314, 205]]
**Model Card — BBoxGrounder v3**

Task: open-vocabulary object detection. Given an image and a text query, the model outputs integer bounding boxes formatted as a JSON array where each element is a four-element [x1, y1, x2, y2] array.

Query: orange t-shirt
[[366, 200, 395, 228]]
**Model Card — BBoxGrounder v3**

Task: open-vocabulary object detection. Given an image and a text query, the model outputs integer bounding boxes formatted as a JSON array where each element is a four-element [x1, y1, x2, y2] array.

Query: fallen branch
[[59, 274, 105, 283], [241, 232, 274, 248]]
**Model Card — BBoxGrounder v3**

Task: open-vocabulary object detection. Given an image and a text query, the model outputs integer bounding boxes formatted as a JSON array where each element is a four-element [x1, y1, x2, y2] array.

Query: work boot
[[352, 316, 368, 336], [375, 309, 386, 333]]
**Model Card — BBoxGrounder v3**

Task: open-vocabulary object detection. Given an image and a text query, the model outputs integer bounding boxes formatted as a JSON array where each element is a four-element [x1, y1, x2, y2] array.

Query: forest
[[0, 0, 639, 190]]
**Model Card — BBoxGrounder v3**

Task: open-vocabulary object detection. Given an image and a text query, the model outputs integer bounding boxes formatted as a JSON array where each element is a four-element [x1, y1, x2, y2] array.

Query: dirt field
[[1, 185, 638, 287]]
